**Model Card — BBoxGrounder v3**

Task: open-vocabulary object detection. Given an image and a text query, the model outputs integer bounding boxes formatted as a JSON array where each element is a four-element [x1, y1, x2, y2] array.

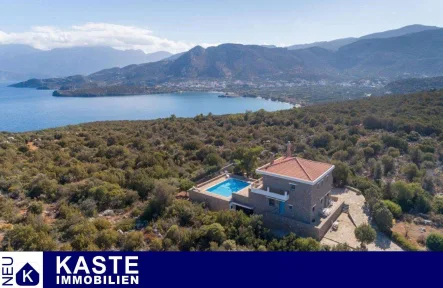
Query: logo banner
[[0, 252, 441, 288]]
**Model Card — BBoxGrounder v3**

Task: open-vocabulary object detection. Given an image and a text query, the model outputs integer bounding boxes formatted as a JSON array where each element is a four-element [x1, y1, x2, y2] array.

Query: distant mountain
[[0, 44, 40, 58], [385, 76, 443, 94], [288, 24, 439, 51], [0, 45, 172, 80], [334, 29, 443, 78], [12, 44, 338, 91], [360, 24, 439, 40], [165, 52, 186, 61], [287, 38, 357, 51], [12, 28, 443, 95]]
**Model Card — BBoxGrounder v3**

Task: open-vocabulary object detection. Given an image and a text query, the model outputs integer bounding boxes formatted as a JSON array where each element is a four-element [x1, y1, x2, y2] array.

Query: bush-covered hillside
[[0, 90, 442, 251]]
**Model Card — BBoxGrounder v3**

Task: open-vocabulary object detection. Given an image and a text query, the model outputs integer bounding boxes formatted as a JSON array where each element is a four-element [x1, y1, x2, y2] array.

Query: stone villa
[[189, 143, 344, 240]]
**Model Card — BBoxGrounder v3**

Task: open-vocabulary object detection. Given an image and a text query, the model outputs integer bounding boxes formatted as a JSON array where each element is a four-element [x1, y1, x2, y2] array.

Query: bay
[[0, 82, 292, 132]]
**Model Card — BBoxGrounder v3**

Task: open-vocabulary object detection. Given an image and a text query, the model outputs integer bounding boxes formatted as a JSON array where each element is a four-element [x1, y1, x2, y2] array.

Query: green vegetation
[[426, 233, 443, 251], [0, 90, 443, 251], [391, 231, 420, 251], [354, 224, 376, 249], [382, 200, 402, 219]]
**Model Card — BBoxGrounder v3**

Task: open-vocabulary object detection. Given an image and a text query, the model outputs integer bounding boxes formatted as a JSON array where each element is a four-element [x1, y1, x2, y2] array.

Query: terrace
[[250, 178, 289, 202]]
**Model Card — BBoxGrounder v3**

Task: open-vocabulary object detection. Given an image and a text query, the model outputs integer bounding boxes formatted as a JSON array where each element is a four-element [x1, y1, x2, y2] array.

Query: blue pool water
[[207, 178, 250, 197]]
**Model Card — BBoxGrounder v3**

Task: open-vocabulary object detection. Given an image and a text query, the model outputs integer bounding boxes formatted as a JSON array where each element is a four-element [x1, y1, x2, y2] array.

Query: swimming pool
[[207, 178, 250, 197]]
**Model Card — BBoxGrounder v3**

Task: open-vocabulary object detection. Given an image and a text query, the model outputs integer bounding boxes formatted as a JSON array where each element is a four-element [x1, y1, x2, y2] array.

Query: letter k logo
[[16, 263, 39, 286]]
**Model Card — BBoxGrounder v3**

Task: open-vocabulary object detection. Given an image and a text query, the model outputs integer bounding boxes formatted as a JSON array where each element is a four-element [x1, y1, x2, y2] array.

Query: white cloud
[[0, 22, 214, 54]]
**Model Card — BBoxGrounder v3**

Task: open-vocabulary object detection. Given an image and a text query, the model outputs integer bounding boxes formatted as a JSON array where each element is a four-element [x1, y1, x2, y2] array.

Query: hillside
[[287, 24, 439, 51], [0, 90, 442, 251], [287, 38, 357, 51], [385, 76, 443, 94], [334, 29, 443, 77], [360, 24, 439, 39]]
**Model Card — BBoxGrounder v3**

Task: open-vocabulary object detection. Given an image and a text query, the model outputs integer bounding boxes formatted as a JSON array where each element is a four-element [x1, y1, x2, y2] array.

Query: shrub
[[149, 238, 163, 251], [381, 155, 394, 175], [372, 202, 393, 233], [354, 224, 376, 247], [95, 229, 119, 250], [115, 218, 136, 232], [267, 233, 320, 251], [197, 223, 226, 249], [142, 181, 176, 221], [387, 147, 400, 158], [121, 231, 145, 251], [0, 197, 19, 222], [71, 234, 99, 251], [402, 163, 420, 182], [27, 201, 44, 215], [332, 161, 349, 187], [27, 174, 58, 201], [426, 233, 443, 251], [432, 196, 443, 214], [128, 171, 155, 200], [93, 218, 112, 230], [382, 200, 402, 219], [2, 224, 57, 251], [391, 231, 419, 251]]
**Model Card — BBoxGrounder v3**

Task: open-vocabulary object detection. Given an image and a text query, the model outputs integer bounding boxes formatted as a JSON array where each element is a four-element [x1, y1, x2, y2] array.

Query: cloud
[[0, 23, 213, 54]]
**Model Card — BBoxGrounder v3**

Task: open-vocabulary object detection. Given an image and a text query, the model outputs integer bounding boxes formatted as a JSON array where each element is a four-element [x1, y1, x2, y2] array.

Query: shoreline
[[52, 89, 299, 106]]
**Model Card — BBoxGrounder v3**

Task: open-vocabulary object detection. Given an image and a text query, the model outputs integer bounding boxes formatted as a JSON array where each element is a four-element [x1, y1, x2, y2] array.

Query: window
[[312, 219, 316, 223], [320, 198, 323, 203], [268, 199, 275, 207], [289, 205, 293, 210], [290, 183, 296, 192], [312, 205, 316, 212]]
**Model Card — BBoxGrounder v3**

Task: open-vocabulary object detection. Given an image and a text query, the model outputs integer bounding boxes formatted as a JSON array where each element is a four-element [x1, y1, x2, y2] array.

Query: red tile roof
[[257, 157, 334, 182]]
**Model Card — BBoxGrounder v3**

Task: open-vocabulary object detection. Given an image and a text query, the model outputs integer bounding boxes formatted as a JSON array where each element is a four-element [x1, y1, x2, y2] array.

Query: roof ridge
[[294, 157, 313, 181], [269, 156, 293, 166]]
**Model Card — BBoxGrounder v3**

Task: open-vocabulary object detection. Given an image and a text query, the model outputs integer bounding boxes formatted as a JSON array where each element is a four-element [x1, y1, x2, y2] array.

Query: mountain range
[[0, 45, 172, 80], [287, 24, 439, 51], [11, 25, 443, 97]]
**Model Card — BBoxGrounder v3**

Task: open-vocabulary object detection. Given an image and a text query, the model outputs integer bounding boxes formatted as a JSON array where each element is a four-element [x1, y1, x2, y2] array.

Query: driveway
[[321, 188, 402, 251]]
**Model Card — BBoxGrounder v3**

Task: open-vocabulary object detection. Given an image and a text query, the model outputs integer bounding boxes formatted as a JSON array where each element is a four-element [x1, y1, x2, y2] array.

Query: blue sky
[[0, 0, 442, 53]]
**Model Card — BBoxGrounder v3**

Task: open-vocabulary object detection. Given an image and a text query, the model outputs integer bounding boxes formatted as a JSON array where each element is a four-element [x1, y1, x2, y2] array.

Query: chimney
[[270, 153, 275, 165], [286, 141, 292, 158]]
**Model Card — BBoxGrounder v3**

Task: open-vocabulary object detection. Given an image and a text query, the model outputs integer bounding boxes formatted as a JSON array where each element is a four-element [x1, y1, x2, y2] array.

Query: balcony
[[250, 179, 289, 202]]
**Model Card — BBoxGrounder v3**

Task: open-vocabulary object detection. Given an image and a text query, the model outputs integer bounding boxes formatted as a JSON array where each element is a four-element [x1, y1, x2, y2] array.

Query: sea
[[0, 82, 292, 132]]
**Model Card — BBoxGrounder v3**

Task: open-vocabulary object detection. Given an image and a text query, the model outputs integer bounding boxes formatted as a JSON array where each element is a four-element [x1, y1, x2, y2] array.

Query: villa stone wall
[[262, 200, 344, 240], [261, 175, 312, 223], [316, 200, 344, 239], [262, 212, 319, 239], [311, 173, 334, 222], [231, 193, 251, 207], [188, 189, 229, 210]]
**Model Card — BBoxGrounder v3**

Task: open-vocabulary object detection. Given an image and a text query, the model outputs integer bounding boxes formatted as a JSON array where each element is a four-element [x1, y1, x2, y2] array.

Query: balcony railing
[[250, 185, 289, 202]]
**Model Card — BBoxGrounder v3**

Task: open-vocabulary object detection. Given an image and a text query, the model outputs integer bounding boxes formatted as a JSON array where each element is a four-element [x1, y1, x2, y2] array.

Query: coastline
[[8, 80, 300, 107], [52, 89, 299, 106]]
